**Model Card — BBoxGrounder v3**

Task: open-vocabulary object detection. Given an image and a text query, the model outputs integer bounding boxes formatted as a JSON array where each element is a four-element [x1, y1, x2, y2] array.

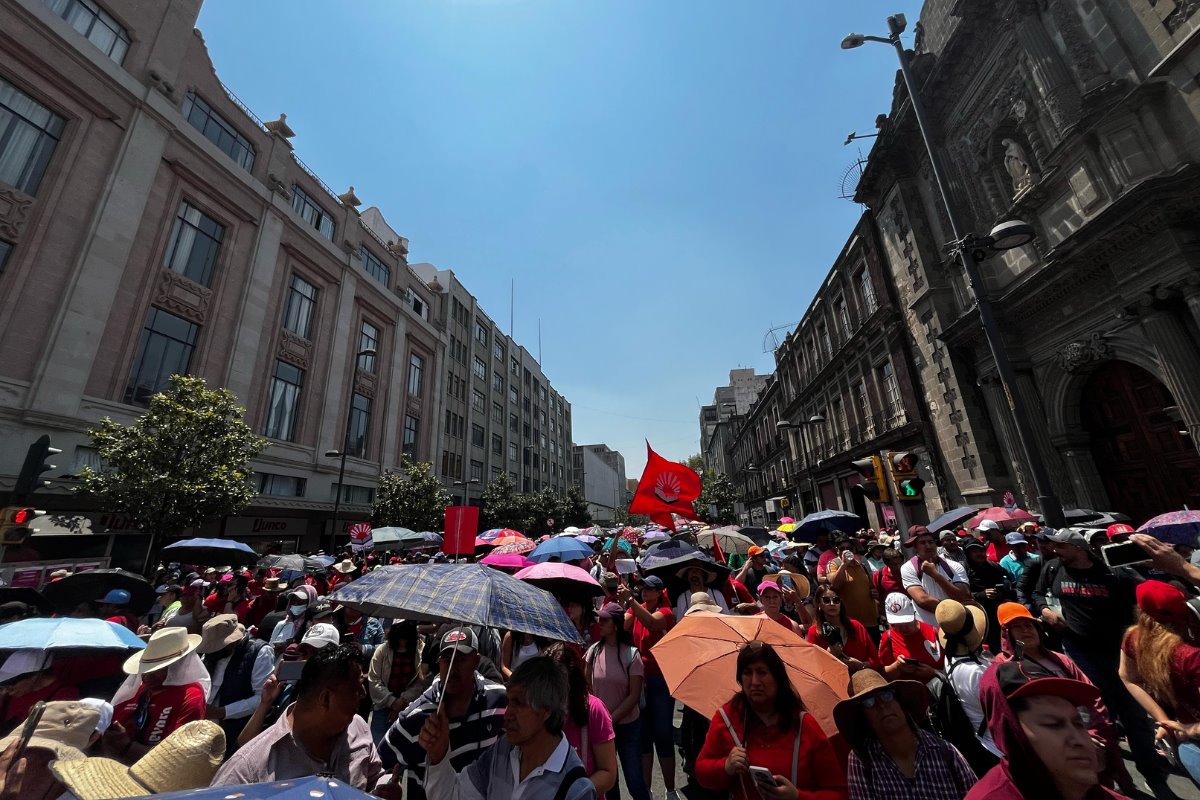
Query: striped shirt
[[381, 672, 507, 800], [846, 729, 976, 800]]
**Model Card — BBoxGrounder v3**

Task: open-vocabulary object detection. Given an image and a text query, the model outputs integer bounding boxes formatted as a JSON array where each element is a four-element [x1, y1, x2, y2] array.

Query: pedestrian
[[163, 582, 207, 635], [835, 668, 976, 800], [367, 620, 426, 744], [544, 642, 618, 797], [961, 540, 1011, 653], [871, 548, 906, 607], [152, 584, 182, 628], [268, 585, 317, 650], [336, 604, 385, 659], [247, 576, 286, 630], [900, 526, 970, 627], [0, 651, 79, 735], [674, 564, 731, 617], [998, 533, 1037, 586], [501, 630, 548, 680], [826, 542, 879, 641], [806, 585, 880, 673], [197, 613, 274, 756], [977, 520, 1010, 563], [96, 589, 139, 632], [694, 640, 847, 800], [863, 541, 886, 575], [877, 593, 943, 681], [938, 531, 967, 566], [736, 546, 773, 597], [756, 579, 801, 634], [585, 602, 651, 800], [935, 600, 1001, 759]]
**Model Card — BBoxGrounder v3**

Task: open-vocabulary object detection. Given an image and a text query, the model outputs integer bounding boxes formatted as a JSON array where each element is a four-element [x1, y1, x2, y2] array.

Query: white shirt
[[947, 655, 1002, 757], [209, 641, 276, 719], [899, 557, 968, 626]]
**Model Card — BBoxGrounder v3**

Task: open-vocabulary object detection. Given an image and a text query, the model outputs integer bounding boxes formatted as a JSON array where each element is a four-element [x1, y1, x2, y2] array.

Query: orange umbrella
[[651, 614, 849, 737]]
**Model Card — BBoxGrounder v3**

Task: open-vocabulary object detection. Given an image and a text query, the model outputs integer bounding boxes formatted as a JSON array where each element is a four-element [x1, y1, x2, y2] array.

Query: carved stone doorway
[[1080, 360, 1200, 525]]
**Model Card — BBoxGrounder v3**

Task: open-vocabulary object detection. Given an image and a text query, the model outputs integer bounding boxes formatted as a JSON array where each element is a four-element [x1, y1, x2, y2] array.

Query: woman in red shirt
[[619, 575, 676, 798], [806, 586, 879, 674], [696, 641, 847, 800], [759, 580, 807, 634]]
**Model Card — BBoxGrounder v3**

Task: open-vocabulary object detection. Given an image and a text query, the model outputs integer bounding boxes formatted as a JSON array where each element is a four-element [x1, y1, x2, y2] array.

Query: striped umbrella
[[492, 539, 536, 555]]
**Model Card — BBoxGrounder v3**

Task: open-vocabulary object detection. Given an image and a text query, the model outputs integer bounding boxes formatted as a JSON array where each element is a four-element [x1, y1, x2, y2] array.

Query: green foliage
[[561, 485, 593, 528], [479, 475, 592, 534], [612, 507, 650, 526], [684, 453, 706, 472], [694, 468, 738, 525], [79, 375, 267, 545], [479, 473, 525, 532], [373, 457, 452, 532]]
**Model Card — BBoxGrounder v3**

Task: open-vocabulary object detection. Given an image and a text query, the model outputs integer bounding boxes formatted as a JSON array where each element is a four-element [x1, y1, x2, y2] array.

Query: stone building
[[570, 443, 626, 524], [700, 368, 770, 478], [729, 377, 789, 526], [854, 0, 1200, 524]]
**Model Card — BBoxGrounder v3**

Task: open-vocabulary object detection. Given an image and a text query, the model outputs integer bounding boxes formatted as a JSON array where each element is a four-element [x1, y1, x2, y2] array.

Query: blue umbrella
[[926, 506, 981, 533], [153, 776, 374, 800], [163, 537, 258, 567], [0, 617, 146, 651], [792, 510, 864, 542], [330, 564, 583, 644], [528, 537, 594, 563]]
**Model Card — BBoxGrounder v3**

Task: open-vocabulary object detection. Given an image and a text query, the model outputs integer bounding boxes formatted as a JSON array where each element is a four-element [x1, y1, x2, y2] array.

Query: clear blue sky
[[195, 0, 921, 476]]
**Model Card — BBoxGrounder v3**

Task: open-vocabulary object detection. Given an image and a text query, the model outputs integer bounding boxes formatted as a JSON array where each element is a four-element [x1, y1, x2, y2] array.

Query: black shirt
[[1036, 557, 1140, 649]]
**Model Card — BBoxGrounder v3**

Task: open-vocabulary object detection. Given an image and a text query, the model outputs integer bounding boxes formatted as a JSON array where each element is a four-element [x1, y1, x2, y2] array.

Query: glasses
[[820, 596, 842, 605], [861, 690, 895, 709]]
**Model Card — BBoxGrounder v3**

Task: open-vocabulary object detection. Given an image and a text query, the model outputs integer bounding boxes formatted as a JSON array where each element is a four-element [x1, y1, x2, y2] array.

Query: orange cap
[[997, 602, 1035, 627]]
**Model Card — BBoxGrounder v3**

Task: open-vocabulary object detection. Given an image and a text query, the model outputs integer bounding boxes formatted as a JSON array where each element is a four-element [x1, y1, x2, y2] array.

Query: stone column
[[1138, 303, 1200, 449], [1011, 2, 1082, 132], [977, 375, 1035, 509], [1182, 280, 1200, 336], [1012, 372, 1078, 508]]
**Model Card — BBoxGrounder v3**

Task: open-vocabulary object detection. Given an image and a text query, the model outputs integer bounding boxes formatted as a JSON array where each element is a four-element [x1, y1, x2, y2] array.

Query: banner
[[348, 522, 374, 552], [444, 506, 479, 556]]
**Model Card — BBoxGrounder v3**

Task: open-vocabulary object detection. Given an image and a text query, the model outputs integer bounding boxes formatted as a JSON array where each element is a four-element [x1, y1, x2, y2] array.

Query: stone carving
[[155, 270, 211, 324], [1054, 333, 1112, 372], [354, 368, 377, 400], [1002, 138, 1039, 196], [0, 186, 33, 239], [278, 330, 311, 369]]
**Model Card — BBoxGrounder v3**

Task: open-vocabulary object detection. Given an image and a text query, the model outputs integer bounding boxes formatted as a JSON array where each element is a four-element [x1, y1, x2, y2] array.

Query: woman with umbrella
[[694, 641, 847, 800]]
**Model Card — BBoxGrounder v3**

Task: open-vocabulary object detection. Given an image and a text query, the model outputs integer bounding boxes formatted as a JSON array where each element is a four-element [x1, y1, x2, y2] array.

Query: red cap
[[904, 525, 931, 547], [1136, 580, 1190, 626], [1107, 523, 1135, 540]]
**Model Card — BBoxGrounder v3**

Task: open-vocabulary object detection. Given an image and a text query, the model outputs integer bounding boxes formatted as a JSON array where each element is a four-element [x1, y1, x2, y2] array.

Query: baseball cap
[[903, 525, 931, 547], [1107, 523, 1135, 541], [757, 580, 782, 595], [439, 627, 479, 655], [601, 572, 619, 590], [993, 660, 1099, 708], [98, 589, 131, 606], [938, 530, 957, 541], [0, 649, 50, 684], [1035, 526, 1057, 541], [642, 575, 664, 589], [977, 519, 1001, 532], [1050, 528, 1090, 548], [962, 539, 985, 551], [884, 592, 917, 624], [156, 584, 182, 596], [310, 599, 335, 619], [300, 623, 340, 650], [996, 602, 1036, 627], [1005, 532, 1028, 546], [1136, 580, 1190, 627], [597, 602, 624, 621]]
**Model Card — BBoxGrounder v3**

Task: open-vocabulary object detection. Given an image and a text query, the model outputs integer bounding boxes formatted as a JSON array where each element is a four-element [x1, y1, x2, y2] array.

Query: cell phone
[[276, 659, 305, 683], [749, 766, 775, 789], [1103, 541, 1151, 568]]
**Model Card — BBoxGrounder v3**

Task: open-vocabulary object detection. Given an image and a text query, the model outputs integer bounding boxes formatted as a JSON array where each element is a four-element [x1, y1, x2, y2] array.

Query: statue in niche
[[1002, 138, 1039, 196]]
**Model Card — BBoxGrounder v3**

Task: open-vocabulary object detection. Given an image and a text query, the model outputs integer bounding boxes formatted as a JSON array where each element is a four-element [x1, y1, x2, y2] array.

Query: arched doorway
[[1080, 360, 1200, 524]]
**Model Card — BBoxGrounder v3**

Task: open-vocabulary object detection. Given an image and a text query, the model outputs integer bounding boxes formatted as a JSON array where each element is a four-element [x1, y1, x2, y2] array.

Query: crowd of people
[[1, 517, 1199, 800]]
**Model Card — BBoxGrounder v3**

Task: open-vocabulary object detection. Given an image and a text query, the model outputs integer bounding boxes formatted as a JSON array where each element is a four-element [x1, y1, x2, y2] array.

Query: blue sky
[[195, 0, 921, 476]]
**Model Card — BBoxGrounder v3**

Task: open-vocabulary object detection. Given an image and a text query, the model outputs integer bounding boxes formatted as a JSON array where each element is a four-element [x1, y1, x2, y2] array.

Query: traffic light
[[850, 456, 889, 503], [0, 506, 42, 545], [13, 435, 61, 502], [889, 451, 926, 502]]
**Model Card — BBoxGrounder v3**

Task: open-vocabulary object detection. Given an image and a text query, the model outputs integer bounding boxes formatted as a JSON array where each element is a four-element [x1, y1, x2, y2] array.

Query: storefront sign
[[224, 516, 308, 537]]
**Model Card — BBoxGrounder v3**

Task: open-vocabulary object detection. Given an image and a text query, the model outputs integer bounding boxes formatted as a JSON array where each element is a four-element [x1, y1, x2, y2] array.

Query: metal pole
[[885, 16, 1064, 528], [802, 426, 819, 511], [330, 451, 347, 554], [879, 449, 911, 538]]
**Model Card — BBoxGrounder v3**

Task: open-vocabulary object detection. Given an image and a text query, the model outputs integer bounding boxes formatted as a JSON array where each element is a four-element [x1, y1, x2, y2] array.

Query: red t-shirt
[[878, 622, 944, 670], [203, 592, 224, 616], [1123, 631, 1200, 724], [986, 541, 1011, 563], [629, 596, 674, 678], [114, 683, 207, 745], [105, 612, 139, 632], [806, 620, 881, 670], [873, 568, 905, 598], [816, 549, 838, 579], [0, 680, 79, 729]]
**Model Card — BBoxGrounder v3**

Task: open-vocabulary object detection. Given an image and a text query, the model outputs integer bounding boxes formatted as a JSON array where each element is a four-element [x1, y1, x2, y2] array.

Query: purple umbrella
[[515, 562, 604, 599], [1136, 510, 1200, 546]]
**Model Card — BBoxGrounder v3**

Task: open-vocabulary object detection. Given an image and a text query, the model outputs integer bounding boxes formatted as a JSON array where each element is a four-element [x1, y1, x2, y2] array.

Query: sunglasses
[[820, 596, 842, 605], [861, 690, 895, 708]]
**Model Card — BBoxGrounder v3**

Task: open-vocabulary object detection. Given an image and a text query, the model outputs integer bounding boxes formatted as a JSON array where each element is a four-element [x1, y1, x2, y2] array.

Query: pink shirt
[[587, 642, 643, 724], [564, 694, 615, 774]]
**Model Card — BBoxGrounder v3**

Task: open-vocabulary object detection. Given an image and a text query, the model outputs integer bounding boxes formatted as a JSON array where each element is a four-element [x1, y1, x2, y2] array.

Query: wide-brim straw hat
[[122, 626, 201, 675], [675, 562, 720, 584], [50, 720, 225, 799], [936, 600, 988, 655], [197, 613, 245, 654], [332, 559, 357, 574], [683, 591, 722, 616], [774, 569, 811, 599], [833, 668, 928, 746]]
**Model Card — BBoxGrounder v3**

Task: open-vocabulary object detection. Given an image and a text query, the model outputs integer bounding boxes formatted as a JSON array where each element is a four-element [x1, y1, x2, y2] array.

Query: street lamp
[[778, 415, 825, 513], [325, 347, 378, 552], [453, 478, 481, 505], [841, 14, 1064, 527]]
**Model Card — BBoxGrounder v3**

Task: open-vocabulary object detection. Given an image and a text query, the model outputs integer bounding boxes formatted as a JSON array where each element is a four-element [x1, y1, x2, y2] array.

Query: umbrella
[[738, 526, 773, 546], [153, 776, 374, 800], [576, 534, 600, 545], [42, 569, 155, 615], [258, 554, 305, 572], [1062, 508, 1131, 526], [640, 538, 700, 570], [966, 507, 1036, 530], [562, 526, 582, 534], [0, 617, 146, 651], [372, 527, 419, 546], [492, 539, 536, 555], [792, 510, 864, 542], [705, 526, 756, 557], [651, 613, 848, 737], [642, 530, 669, 541], [162, 537, 258, 567], [620, 527, 641, 544], [479, 552, 533, 570], [926, 506, 981, 533], [775, 523, 798, 535], [0, 587, 50, 615], [1137, 510, 1200, 546], [515, 562, 604, 599], [490, 533, 532, 548], [778, 516, 795, 525], [528, 537, 594, 563], [329, 564, 582, 643], [580, 525, 607, 539], [601, 537, 632, 556]]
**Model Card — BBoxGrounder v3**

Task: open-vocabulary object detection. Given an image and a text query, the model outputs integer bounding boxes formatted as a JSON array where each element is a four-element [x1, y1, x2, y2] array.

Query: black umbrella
[[258, 554, 305, 572], [926, 506, 980, 533], [737, 526, 773, 546], [0, 587, 51, 615], [42, 568, 155, 615], [162, 537, 259, 567]]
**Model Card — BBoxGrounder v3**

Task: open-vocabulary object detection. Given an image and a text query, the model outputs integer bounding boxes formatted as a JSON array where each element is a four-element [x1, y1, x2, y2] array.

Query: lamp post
[[777, 415, 825, 514], [453, 478, 481, 505], [325, 347, 378, 553], [841, 15, 1065, 528]]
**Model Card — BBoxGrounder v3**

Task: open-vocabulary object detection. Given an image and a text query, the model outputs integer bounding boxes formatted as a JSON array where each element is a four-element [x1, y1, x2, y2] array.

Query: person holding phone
[[694, 641, 847, 800]]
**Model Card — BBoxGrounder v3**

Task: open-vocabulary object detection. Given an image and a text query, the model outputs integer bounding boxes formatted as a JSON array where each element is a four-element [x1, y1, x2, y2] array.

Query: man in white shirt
[[899, 525, 970, 627]]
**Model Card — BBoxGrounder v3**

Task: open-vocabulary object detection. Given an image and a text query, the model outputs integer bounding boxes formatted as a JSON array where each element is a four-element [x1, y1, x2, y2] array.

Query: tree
[[612, 507, 650, 527], [79, 375, 267, 558], [684, 453, 706, 472], [479, 474, 526, 532], [561, 485, 593, 529], [373, 457, 452, 533], [694, 468, 738, 525]]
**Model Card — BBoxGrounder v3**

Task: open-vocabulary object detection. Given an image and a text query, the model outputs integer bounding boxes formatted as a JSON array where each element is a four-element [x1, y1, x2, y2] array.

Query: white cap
[[0, 649, 50, 684], [301, 622, 340, 650], [884, 592, 917, 624], [78, 698, 114, 734], [978, 519, 1001, 532]]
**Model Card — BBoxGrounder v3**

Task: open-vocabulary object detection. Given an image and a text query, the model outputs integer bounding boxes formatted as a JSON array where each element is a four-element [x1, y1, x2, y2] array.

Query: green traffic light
[[904, 484, 917, 496]]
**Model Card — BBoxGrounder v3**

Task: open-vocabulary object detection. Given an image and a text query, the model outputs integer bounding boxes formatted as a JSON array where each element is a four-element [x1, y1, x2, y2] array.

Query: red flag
[[711, 530, 726, 564], [629, 442, 703, 531]]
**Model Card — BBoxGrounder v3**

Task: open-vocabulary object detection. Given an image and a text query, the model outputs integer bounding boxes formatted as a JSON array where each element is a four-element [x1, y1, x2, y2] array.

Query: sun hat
[[833, 668, 927, 745], [0, 648, 51, 684], [97, 589, 131, 606], [1136, 580, 1190, 627], [641, 575, 665, 590], [903, 525, 932, 547], [675, 562, 720, 583], [121, 627, 202, 675], [597, 602, 624, 621], [683, 592, 722, 616], [992, 660, 1100, 708], [50, 720, 225, 799], [757, 580, 782, 595], [439, 626, 479, 655], [332, 558, 357, 574], [776, 569, 812, 599], [1005, 532, 1029, 546], [977, 519, 1001, 532], [262, 576, 285, 592], [301, 622, 341, 650], [997, 602, 1036, 628], [197, 614, 245, 654], [0, 700, 98, 760], [935, 600, 988, 655], [883, 592, 916, 625], [1050, 528, 1090, 548]]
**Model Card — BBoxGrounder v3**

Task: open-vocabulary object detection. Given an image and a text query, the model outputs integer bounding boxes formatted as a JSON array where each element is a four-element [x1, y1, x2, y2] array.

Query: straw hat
[[332, 558, 357, 574], [683, 591, 722, 616], [833, 669, 927, 746], [775, 569, 811, 599], [50, 720, 225, 799], [675, 562, 719, 584], [197, 614, 245, 654], [935, 600, 988, 655], [262, 576, 285, 592], [0, 701, 98, 761], [121, 626, 201, 675]]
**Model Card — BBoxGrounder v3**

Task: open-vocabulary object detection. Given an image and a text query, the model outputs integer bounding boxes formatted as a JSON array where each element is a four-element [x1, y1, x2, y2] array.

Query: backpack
[[925, 664, 999, 778], [584, 642, 639, 679]]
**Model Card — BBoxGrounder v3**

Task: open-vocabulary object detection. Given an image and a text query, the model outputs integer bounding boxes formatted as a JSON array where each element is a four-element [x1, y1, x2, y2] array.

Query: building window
[[125, 308, 198, 406], [360, 245, 390, 286], [264, 359, 304, 441], [492, 401, 504, 425], [0, 79, 65, 196], [472, 388, 485, 414], [290, 185, 335, 240], [180, 92, 255, 171], [407, 352, 424, 397], [333, 483, 374, 504], [819, 323, 832, 358], [509, 441, 518, 462], [470, 459, 484, 482], [880, 361, 902, 420], [345, 392, 371, 457], [472, 356, 487, 381], [402, 414, 419, 457], [492, 433, 503, 455], [492, 373, 504, 394], [451, 298, 469, 327], [509, 412, 518, 432], [475, 320, 488, 346], [855, 379, 874, 438], [441, 451, 463, 480], [493, 340, 505, 362], [859, 269, 877, 314], [0, 239, 12, 274], [358, 321, 379, 373], [837, 297, 853, 337], [43, 0, 131, 63], [492, 465, 502, 478], [510, 470, 518, 483], [282, 275, 318, 339], [258, 472, 306, 497], [471, 423, 485, 448], [163, 201, 224, 287]]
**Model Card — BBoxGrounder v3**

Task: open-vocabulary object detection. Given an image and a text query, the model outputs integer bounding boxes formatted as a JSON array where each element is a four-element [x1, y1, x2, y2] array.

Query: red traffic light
[[12, 508, 33, 525]]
